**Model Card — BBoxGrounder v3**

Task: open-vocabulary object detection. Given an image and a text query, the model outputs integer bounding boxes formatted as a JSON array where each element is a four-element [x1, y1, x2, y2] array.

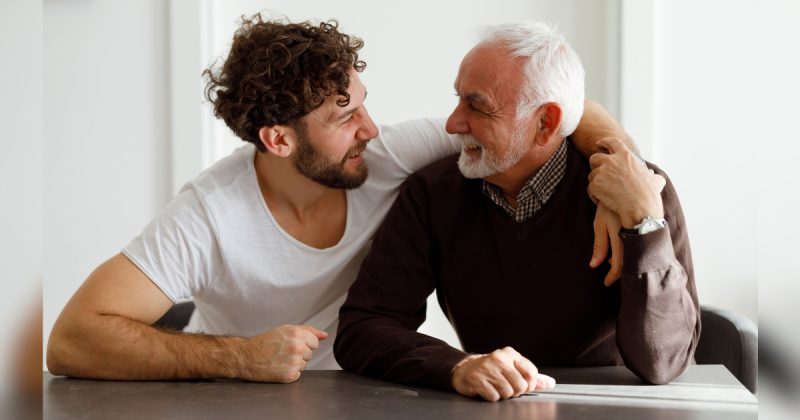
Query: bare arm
[[47, 253, 325, 382], [571, 99, 640, 157]]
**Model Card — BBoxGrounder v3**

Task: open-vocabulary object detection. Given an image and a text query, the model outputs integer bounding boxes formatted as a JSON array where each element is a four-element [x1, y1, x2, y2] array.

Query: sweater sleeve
[[334, 175, 468, 391], [616, 165, 701, 384]]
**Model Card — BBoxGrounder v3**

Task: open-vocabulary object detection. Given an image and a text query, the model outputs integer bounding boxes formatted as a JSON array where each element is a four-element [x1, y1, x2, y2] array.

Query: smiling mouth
[[344, 145, 367, 163]]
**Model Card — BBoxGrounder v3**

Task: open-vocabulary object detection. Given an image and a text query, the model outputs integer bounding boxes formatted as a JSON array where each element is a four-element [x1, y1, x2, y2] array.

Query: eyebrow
[[465, 93, 491, 108], [333, 90, 368, 122], [454, 85, 491, 108]]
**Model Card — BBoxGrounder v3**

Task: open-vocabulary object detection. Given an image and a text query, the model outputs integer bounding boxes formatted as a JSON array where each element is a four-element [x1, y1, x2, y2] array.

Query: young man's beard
[[293, 135, 369, 190]]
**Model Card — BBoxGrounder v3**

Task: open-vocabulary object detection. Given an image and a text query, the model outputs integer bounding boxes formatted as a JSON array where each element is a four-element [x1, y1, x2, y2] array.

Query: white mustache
[[457, 134, 482, 149]]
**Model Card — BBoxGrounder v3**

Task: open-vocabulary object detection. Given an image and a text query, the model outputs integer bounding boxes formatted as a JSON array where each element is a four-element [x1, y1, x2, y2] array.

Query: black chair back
[[695, 306, 758, 393]]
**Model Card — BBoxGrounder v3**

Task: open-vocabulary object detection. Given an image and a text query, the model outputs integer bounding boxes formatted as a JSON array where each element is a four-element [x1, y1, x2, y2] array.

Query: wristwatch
[[620, 216, 667, 235]]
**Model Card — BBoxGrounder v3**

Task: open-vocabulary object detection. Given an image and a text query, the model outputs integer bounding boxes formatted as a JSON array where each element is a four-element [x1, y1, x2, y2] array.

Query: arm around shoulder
[[571, 99, 640, 157]]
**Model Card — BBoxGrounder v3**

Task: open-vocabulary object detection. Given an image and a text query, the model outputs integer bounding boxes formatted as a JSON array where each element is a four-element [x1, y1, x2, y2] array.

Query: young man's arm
[[47, 253, 326, 382], [571, 99, 640, 156]]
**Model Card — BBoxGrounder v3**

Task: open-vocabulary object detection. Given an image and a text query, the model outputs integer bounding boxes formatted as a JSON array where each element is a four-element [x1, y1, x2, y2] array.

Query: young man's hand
[[240, 325, 328, 383]]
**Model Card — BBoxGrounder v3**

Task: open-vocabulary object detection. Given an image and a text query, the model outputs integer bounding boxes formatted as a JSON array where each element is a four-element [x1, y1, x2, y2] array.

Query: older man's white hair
[[482, 22, 585, 138]]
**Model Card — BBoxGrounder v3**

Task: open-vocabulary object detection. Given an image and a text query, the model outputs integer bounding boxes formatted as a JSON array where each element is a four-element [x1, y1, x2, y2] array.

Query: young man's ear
[[258, 125, 297, 157], [534, 102, 563, 146]]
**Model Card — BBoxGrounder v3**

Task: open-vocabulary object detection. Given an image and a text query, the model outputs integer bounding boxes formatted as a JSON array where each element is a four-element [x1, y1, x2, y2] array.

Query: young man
[[335, 22, 699, 401], [48, 15, 637, 383]]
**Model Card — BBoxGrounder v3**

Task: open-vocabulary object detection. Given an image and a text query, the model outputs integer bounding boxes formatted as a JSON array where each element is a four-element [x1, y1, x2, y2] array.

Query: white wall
[[621, 0, 800, 324], [0, 0, 43, 395], [42, 0, 171, 363]]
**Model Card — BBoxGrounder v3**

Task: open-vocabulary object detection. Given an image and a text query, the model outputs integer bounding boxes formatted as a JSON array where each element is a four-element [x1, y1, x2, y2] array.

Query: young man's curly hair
[[203, 14, 366, 151]]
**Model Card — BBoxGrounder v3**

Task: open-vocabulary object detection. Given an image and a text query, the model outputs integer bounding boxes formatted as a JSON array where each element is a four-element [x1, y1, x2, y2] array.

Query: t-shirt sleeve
[[122, 187, 221, 303], [374, 119, 461, 178]]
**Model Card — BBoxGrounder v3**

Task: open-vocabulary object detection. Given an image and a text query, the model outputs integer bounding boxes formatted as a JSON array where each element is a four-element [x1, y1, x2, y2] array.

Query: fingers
[[604, 232, 624, 287], [490, 372, 518, 400], [596, 137, 628, 155], [513, 357, 539, 393], [301, 345, 313, 362], [451, 347, 543, 402], [590, 210, 609, 268], [301, 325, 329, 340], [476, 379, 501, 402], [588, 151, 610, 170], [534, 373, 556, 390], [499, 363, 529, 398]]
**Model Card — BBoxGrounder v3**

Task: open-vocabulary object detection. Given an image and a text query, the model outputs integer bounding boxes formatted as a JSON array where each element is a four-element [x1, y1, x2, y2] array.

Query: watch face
[[639, 218, 666, 235]]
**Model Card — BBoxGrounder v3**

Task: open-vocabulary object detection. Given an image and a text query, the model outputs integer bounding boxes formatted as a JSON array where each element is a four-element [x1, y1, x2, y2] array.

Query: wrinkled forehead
[[455, 43, 525, 101]]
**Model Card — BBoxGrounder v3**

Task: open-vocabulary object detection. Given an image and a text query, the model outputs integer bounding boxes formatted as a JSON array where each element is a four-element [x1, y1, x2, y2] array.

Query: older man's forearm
[[615, 169, 700, 384], [616, 228, 699, 383], [334, 306, 467, 390]]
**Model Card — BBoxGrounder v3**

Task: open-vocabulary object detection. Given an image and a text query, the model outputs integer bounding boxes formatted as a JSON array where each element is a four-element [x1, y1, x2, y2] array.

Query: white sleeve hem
[[121, 249, 181, 304]]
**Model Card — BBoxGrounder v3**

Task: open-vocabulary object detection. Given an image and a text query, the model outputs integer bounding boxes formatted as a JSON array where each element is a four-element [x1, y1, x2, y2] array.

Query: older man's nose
[[445, 105, 468, 134]]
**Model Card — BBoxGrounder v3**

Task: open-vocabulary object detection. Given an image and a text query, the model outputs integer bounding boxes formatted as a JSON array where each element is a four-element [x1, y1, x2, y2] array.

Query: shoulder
[[188, 144, 256, 200], [164, 144, 261, 240]]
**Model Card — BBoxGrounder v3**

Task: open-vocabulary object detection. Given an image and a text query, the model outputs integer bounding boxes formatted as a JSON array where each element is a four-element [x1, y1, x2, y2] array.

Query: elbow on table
[[46, 324, 88, 377], [630, 355, 690, 385], [332, 330, 358, 373], [46, 332, 71, 376]]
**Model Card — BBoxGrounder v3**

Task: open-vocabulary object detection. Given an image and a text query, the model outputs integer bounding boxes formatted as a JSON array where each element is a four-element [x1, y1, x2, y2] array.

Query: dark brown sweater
[[334, 142, 700, 390]]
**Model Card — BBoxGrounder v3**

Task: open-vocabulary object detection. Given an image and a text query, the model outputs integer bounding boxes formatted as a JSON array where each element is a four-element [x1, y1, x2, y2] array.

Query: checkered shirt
[[482, 140, 567, 223]]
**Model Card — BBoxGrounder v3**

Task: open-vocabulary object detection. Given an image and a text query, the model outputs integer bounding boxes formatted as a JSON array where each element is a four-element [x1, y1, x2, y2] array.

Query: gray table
[[44, 365, 757, 419]]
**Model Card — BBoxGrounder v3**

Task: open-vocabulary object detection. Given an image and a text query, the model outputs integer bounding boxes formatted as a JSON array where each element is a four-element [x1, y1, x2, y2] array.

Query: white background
[[1, 0, 796, 375]]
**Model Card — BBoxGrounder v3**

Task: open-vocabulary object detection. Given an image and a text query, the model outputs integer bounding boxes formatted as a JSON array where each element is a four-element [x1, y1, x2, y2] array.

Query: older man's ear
[[534, 103, 563, 146]]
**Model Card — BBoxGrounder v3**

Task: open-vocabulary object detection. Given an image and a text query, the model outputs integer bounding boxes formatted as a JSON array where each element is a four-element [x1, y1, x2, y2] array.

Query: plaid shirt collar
[[482, 140, 567, 223]]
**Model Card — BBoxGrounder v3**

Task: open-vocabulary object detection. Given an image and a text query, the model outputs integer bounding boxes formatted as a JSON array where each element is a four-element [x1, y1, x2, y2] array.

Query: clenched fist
[[239, 324, 327, 383], [451, 347, 555, 402]]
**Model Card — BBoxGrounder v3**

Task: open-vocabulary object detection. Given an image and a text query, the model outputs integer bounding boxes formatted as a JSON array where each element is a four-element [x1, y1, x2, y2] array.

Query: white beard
[[456, 128, 528, 179]]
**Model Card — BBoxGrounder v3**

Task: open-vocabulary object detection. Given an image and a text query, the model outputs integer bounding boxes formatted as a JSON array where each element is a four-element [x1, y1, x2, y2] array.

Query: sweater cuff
[[428, 348, 471, 391], [620, 225, 676, 275]]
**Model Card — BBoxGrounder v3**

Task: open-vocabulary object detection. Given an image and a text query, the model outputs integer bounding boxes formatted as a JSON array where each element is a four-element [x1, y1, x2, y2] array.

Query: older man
[[334, 22, 700, 401]]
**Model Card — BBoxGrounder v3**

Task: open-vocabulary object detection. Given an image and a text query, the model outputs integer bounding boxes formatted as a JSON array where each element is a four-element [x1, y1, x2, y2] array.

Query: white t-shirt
[[123, 119, 459, 369]]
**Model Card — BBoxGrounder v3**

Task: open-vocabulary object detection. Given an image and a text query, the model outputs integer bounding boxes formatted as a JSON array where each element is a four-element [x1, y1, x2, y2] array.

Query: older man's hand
[[589, 204, 624, 286], [451, 347, 555, 402], [587, 138, 665, 228]]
